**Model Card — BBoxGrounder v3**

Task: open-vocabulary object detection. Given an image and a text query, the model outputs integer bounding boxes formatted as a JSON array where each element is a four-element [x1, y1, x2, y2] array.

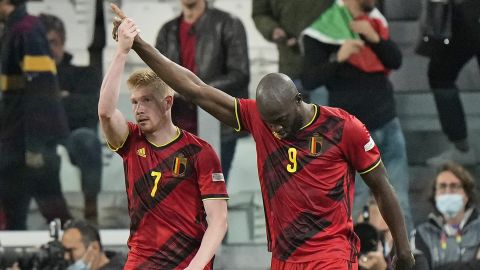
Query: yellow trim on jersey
[[359, 159, 382, 175], [300, 104, 318, 130], [105, 132, 129, 152], [147, 126, 181, 147], [202, 197, 230, 201], [22, 56, 57, 74], [234, 98, 242, 132]]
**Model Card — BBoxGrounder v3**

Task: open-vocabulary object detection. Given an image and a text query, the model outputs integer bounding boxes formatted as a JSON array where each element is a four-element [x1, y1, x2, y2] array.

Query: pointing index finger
[[110, 3, 126, 19]]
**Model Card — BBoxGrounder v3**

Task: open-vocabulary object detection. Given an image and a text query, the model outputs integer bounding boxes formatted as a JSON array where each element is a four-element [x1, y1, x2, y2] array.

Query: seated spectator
[[411, 162, 480, 270], [39, 14, 103, 224], [62, 219, 125, 270]]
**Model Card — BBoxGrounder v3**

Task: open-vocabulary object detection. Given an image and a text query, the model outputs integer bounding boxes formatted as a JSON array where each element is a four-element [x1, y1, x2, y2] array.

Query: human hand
[[25, 151, 44, 168], [272, 27, 287, 43], [350, 20, 380, 43], [359, 251, 388, 270], [392, 251, 415, 270], [337, 40, 364, 62], [110, 3, 127, 41], [116, 18, 139, 54], [82, 245, 97, 269]]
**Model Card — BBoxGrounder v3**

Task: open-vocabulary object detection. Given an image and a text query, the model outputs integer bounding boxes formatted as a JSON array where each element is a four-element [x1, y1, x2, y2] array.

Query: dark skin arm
[[362, 162, 415, 270], [111, 3, 238, 128]]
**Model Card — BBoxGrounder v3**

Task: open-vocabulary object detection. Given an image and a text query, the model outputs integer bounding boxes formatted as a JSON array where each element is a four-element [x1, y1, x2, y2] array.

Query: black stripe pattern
[[137, 231, 202, 269], [275, 211, 332, 260], [129, 144, 202, 235], [262, 146, 315, 199]]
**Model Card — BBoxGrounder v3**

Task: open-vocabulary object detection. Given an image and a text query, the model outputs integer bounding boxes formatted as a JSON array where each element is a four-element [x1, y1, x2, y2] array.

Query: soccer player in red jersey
[[110, 5, 414, 270], [98, 18, 228, 270]]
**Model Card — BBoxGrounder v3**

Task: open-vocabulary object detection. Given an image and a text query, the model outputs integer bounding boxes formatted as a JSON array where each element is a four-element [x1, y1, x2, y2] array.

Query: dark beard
[[285, 114, 304, 139]]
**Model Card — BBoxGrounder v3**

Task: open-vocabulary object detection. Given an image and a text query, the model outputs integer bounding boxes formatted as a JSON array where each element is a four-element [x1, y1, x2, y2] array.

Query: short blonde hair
[[127, 69, 174, 97]]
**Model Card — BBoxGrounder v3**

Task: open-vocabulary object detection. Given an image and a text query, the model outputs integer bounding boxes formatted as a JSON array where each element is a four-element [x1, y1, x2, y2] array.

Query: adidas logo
[[137, 147, 146, 158]]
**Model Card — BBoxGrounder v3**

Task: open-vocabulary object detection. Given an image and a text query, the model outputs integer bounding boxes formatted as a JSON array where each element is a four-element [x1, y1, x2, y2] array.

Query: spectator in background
[[301, 0, 413, 233], [39, 13, 103, 225], [155, 0, 249, 180], [421, 0, 480, 167], [0, 0, 71, 230], [356, 198, 393, 270], [62, 219, 125, 270], [252, 0, 334, 101], [411, 162, 480, 270]]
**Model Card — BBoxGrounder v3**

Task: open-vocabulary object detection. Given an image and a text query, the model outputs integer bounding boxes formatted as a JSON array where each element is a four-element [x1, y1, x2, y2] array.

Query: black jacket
[[0, 4, 68, 165], [155, 7, 250, 99], [57, 53, 100, 131]]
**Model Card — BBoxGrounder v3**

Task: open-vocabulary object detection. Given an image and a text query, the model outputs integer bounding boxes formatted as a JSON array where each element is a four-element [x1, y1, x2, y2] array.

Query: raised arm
[[98, 19, 137, 149], [111, 4, 238, 128], [362, 163, 415, 270]]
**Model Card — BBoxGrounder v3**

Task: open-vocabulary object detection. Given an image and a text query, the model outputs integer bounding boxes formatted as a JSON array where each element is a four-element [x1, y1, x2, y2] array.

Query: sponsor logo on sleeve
[[212, 173, 225, 182], [364, 137, 375, 152]]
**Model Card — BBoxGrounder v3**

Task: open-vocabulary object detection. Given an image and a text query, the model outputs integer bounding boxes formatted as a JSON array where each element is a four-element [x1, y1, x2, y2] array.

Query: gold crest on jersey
[[172, 155, 187, 177], [309, 133, 323, 156]]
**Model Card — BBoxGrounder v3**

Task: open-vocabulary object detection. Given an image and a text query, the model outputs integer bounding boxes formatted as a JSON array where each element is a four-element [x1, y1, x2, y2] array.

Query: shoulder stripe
[[358, 158, 382, 175], [22, 55, 57, 74], [234, 98, 242, 132]]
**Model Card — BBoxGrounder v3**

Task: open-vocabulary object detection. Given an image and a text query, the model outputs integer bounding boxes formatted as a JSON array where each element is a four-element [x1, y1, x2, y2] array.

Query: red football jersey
[[236, 99, 380, 263], [112, 122, 228, 269]]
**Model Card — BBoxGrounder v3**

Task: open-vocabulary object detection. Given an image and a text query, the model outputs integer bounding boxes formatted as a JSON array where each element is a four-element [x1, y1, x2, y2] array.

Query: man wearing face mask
[[411, 162, 480, 270], [62, 219, 125, 270]]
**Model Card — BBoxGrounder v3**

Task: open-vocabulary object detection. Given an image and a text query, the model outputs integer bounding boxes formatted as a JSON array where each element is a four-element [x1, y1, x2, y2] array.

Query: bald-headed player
[[110, 4, 414, 270], [98, 18, 228, 270]]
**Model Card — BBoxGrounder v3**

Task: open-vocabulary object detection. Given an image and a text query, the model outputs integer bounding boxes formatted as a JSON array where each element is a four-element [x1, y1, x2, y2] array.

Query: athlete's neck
[[182, 0, 206, 24], [146, 123, 178, 146], [301, 102, 316, 128]]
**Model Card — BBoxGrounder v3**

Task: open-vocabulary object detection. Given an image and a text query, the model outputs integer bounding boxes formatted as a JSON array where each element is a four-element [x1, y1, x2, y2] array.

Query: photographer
[[61, 220, 125, 270], [356, 199, 393, 270]]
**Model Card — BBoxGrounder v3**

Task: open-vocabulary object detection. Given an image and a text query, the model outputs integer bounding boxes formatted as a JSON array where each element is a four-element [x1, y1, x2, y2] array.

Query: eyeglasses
[[436, 182, 463, 192]]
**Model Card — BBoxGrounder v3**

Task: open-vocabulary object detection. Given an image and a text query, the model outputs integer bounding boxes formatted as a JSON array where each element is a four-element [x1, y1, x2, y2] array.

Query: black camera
[[0, 219, 70, 270], [354, 205, 380, 255]]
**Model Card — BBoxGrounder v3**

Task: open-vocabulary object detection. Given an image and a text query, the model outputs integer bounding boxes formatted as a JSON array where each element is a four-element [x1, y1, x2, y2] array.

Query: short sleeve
[[235, 98, 258, 133], [107, 122, 135, 157], [195, 144, 229, 200], [341, 115, 381, 174]]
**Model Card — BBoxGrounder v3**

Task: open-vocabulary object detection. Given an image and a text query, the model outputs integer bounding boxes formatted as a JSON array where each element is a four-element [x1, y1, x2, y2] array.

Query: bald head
[[256, 73, 299, 116]]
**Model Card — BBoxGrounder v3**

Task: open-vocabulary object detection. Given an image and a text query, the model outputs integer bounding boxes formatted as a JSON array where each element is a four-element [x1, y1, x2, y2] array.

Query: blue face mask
[[67, 259, 89, 270], [435, 194, 464, 218]]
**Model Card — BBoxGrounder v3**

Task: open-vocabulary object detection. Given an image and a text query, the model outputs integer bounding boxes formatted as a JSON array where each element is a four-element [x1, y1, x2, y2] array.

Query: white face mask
[[435, 194, 464, 219], [67, 259, 89, 270]]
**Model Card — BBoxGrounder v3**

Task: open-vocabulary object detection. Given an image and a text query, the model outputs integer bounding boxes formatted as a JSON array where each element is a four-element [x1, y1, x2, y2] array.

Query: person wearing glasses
[[411, 162, 480, 270]]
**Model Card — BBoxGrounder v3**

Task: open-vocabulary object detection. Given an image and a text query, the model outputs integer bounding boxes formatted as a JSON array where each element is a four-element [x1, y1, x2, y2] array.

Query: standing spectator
[[301, 0, 413, 232], [110, 5, 414, 269], [0, 0, 71, 230], [252, 0, 334, 101], [39, 13, 103, 225], [421, 0, 480, 167], [412, 162, 480, 270], [62, 219, 125, 270], [99, 18, 228, 269], [155, 0, 249, 180]]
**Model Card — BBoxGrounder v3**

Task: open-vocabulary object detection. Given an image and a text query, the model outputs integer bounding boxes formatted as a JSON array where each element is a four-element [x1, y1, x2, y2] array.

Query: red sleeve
[[109, 122, 136, 158], [195, 144, 229, 200], [341, 115, 381, 174], [235, 98, 257, 133]]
